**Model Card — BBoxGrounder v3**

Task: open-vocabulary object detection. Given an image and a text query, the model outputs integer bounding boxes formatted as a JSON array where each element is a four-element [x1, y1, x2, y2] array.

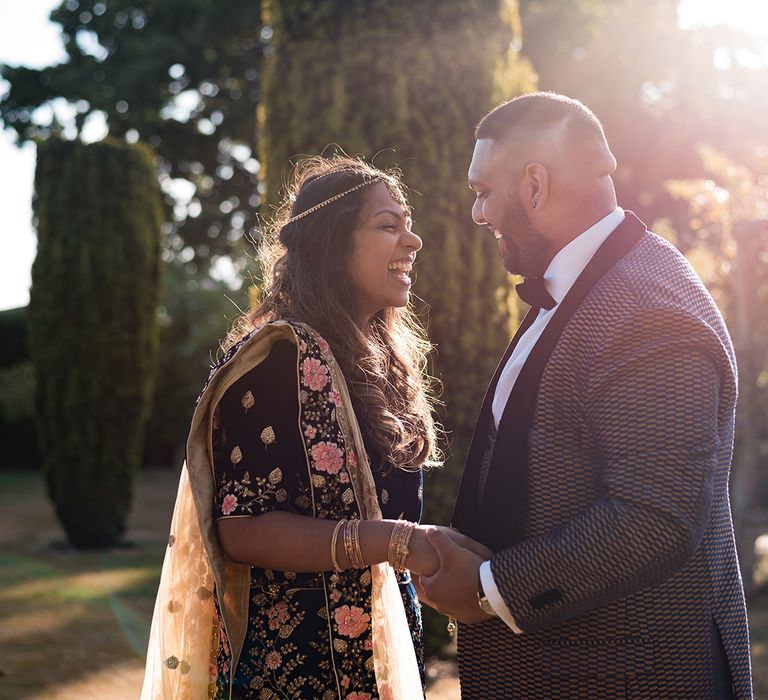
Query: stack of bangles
[[330, 518, 366, 572], [387, 519, 416, 572], [329, 518, 416, 572]]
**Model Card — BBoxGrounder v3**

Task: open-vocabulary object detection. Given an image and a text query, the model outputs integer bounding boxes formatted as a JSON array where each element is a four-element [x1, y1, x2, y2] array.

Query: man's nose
[[472, 198, 486, 226]]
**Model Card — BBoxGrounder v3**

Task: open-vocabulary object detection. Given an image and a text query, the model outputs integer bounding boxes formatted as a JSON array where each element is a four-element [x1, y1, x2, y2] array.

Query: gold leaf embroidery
[[260, 425, 276, 445], [296, 495, 311, 509], [360, 570, 371, 586], [241, 390, 255, 410], [365, 656, 375, 671], [311, 474, 325, 488], [341, 488, 354, 505], [276, 488, 287, 502], [230, 446, 242, 464], [333, 638, 348, 653], [278, 624, 293, 638], [268, 467, 282, 484], [318, 607, 328, 620]]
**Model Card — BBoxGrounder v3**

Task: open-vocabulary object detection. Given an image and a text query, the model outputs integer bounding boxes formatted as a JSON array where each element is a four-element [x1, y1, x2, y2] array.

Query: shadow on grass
[[0, 544, 164, 697]]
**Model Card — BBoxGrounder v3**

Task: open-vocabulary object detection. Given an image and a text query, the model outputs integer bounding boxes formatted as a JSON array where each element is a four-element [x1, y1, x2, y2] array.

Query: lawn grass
[[0, 469, 766, 699]]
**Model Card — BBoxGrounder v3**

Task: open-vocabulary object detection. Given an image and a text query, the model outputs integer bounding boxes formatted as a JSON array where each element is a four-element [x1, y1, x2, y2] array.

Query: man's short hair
[[476, 91, 608, 148]]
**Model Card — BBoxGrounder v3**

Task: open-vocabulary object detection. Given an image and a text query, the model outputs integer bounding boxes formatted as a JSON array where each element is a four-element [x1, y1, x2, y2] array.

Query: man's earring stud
[[531, 200, 537, 208]]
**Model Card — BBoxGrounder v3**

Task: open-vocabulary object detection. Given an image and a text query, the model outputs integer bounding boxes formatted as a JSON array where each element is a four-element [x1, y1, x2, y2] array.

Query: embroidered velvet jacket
[[206, 322, 423, 699]]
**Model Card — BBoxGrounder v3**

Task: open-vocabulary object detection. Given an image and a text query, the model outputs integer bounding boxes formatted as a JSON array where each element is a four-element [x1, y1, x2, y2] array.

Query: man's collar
[[544, 207, 625, 304]]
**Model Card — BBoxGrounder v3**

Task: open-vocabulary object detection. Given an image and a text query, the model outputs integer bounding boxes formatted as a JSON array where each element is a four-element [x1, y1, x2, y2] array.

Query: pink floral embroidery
[[208, 663, 218, 683], [328, 389, 342, 407], [364, 638, 373, 651], [348, 449, 358, 467], [346, 693, 372, 700], [341, 675, 351, 689], [330, 590, 341, 602], [304, 425, 317, 439], [311, 441, 344, 475], [301, 357, 329, 391], [265, 651, 282, 670], [339, 471, 350, 483], [267, 602, 290, 630], [221, 494, 238, 516], [334, 605, 371, 638], [316, 335, 330, 354]]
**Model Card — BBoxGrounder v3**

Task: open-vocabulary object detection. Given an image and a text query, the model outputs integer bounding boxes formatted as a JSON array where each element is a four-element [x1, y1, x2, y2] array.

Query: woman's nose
[[403, 228, 422, 252]]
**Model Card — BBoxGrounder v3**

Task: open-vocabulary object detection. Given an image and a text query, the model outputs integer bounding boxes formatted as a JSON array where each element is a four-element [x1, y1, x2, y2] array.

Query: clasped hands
[[405, 525, 496, 624]]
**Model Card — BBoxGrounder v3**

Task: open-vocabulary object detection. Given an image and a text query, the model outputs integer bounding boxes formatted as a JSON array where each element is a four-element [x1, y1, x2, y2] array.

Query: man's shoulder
[[594, 230, 712, 313]]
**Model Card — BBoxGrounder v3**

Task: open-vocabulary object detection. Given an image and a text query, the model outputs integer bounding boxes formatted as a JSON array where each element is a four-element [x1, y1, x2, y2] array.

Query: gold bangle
[[349, 519, 366, 569], [397, 522, 416, 571], [388, 520, 414, 571], [330, 519, 346, 572], [343, 517, 354, 568]]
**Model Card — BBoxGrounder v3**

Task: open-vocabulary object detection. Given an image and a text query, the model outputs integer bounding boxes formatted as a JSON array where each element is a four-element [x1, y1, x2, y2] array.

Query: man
[[416, 92, 752, 698]]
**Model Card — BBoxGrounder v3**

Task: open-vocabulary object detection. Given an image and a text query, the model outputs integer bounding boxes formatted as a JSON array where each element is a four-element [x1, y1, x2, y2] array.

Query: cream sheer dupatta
[[140, 465, 216, 698], [140, 322, 423, 699]]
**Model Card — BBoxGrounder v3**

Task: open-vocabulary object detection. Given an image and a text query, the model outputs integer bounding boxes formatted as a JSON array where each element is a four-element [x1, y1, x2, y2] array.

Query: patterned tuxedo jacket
[[452, 213, 753, 699]]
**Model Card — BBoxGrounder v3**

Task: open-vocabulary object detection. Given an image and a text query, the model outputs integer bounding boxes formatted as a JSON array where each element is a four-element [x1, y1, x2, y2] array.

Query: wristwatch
[[477, 571, 499, 617]]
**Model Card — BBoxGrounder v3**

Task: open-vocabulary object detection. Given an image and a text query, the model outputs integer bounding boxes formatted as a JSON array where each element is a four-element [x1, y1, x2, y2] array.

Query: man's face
[[468, 138, 551, 277]]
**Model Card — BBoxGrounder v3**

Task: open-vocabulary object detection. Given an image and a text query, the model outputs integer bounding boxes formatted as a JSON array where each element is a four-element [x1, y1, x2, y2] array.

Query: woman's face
[[347, 182, 422, 324]]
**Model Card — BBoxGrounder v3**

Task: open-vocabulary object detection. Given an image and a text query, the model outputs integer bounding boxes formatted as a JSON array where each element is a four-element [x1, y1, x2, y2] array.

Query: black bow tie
[[515, 277, 557, 310]]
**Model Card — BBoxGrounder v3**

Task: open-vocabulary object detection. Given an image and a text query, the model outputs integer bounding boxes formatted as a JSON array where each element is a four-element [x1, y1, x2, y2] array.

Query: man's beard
[[497, 197, 551, 277]]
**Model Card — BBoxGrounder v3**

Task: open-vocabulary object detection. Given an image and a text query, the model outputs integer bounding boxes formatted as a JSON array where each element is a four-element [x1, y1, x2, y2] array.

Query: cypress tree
[[259, 1, 535, 484], [29, 139, 162, 548]]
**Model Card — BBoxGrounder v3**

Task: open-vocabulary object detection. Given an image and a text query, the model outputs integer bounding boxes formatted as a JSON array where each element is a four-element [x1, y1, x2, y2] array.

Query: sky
[[1, 0, 767, 312]]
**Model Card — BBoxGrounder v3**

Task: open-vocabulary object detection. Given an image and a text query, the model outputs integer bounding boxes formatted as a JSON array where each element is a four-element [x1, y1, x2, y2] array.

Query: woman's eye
[[382, 223, 397, 231]]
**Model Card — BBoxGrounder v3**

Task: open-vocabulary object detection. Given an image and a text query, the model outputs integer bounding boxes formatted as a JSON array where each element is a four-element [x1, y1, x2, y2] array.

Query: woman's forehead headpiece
[[285, 176, 383, 226]]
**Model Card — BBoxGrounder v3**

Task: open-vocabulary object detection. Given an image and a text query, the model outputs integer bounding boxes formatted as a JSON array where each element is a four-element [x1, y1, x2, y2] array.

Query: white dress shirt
[[480, 207, 626, 632]]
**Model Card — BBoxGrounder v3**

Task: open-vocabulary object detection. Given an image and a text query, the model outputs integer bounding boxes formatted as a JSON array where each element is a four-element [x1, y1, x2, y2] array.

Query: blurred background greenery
[[1, 0, 767, 696]]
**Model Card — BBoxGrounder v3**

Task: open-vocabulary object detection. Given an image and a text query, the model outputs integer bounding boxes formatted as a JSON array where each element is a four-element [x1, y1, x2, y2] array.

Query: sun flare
[[678, 0, 768, 37]]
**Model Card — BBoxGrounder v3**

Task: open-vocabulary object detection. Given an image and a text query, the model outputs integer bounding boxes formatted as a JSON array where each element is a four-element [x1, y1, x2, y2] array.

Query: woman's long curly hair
[[225, 155, 441, 471]]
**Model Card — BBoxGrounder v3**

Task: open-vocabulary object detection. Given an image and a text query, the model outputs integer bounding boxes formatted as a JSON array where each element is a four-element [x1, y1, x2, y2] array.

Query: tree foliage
[[0, 0, 264, 269], [29, 138, 162, 547]]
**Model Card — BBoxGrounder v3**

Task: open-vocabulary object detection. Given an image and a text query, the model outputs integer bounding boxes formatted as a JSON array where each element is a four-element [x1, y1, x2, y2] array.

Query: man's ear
[[523, 162, 549, 210]]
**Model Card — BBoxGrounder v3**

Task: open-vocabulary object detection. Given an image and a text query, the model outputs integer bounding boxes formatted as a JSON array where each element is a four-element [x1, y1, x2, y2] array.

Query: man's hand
[[413, 528, 493, 624], [431, 525, 494, 560]]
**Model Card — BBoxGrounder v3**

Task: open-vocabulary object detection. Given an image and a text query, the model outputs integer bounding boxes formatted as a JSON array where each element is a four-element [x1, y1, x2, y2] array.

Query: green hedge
[[29, 138, 162, 548], [0, 306, 29, 368]]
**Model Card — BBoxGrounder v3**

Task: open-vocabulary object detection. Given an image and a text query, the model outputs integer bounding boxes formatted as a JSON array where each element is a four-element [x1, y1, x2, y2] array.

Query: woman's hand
[[405, 526, 440, 576]]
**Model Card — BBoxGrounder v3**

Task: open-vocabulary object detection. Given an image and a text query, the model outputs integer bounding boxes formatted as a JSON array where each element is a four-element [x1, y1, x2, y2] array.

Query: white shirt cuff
[[480, 560, 523, 634]]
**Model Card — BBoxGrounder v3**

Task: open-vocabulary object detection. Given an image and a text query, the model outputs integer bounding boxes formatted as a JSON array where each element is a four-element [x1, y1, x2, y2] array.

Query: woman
[[143, 156, 450, 699]]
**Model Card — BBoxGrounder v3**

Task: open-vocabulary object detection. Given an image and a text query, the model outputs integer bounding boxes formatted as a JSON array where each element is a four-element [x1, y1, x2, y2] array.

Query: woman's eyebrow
[[373, 208, 407, 219]]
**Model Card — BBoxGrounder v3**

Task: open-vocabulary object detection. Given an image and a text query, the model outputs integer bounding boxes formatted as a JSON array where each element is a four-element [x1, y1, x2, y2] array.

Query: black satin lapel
[[451, 304, 541, 533], [474, 211, 647, 551]]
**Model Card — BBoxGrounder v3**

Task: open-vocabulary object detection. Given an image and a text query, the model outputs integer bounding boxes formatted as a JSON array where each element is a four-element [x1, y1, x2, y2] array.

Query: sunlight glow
[[678, 0, 768, 37]]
